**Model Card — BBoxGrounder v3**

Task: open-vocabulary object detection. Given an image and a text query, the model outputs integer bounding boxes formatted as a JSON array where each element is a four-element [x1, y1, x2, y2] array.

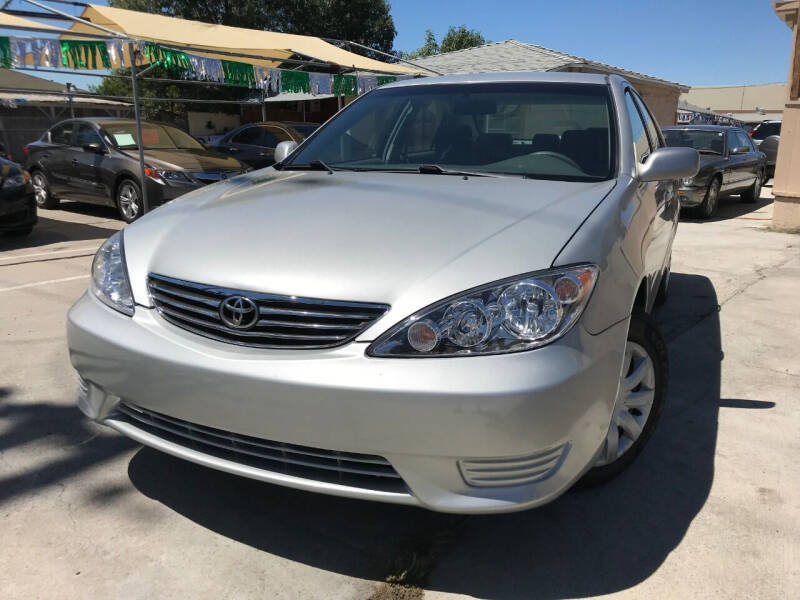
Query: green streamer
[[142, 43, 191, 74], [280, 70, 310, 94], [0, 37, 11, 69], [221, 59, 256, 87], [332, 74, 357, 96], [59, 40, 111, 70], [377, 76, 396, 86]]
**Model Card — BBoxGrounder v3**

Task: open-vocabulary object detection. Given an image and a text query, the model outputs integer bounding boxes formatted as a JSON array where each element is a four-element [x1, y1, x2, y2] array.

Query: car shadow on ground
[[680, 192, 772, 223], [125, 273, 721, 598], [0, 214, 119, 251], [0, 387, 137, 505]]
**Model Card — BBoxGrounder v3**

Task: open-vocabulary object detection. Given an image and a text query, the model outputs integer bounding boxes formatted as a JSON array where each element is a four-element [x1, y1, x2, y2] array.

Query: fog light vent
[[459, 442, 570, 487]]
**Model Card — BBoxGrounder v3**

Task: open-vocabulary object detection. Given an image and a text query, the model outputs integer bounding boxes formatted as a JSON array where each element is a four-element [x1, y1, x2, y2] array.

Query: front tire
[[116, 178, 142, 223], [581, 310, 668, 486], [695, 177, 720, 219], [31, 171, 58, 209]]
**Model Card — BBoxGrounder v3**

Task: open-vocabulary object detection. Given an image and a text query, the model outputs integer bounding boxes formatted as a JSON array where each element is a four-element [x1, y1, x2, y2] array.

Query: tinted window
[[50, 122, 74, 145], [289, 82, 616, 181], [632, 92, 662, 149], [726, 131, 739, 153], [104, 123, 204, 150], [625, 92, 651, 162], [664, 129, 725, 155], [232, 127, 262, 145], [751, 122, 781, 140], [262, 125, 294, 147], [74, 124, 102, 146]]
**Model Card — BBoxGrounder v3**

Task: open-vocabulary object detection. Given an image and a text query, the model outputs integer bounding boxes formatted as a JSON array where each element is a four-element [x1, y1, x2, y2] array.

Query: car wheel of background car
[[116, 179, 142, 223], [580, 309, 668, 487], [740, 172, 762, 204], [654, 260, 670, 307], [31, 171, 58, 209], [695, 177, 720, 219]]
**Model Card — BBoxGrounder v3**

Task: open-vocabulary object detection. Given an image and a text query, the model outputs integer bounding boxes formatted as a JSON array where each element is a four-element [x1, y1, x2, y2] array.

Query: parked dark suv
[[663, 125, 766, 218], [23, 118, 245, 222]]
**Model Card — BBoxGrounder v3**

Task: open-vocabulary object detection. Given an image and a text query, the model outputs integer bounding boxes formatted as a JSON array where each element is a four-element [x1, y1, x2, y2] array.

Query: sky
[[1, 0, 793, 89]]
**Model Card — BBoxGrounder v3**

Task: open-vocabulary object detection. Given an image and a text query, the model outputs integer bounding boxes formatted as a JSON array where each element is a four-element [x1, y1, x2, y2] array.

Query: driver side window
[[625, 92, 651, 163]]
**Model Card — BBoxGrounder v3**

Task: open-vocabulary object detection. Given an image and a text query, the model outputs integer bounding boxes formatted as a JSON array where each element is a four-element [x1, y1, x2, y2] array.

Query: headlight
[[91, 231, 134, 316], [367, 265, 598, 357], [144, 167, 190, 184], [2, 172, 30, 190], [682, 176, 694, 185]]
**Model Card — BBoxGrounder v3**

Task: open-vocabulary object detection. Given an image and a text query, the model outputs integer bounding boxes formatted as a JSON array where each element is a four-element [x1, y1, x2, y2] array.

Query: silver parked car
[[67, 73, 698, 514]]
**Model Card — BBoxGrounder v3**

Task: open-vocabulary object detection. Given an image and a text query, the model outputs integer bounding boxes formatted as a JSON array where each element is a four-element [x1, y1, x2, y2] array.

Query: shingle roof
[[410, 40, 688, 91]]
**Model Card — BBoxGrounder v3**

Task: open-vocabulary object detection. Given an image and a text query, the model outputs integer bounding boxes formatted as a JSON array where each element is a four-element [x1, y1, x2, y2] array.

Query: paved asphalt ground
[[1, 186, 798, 600]]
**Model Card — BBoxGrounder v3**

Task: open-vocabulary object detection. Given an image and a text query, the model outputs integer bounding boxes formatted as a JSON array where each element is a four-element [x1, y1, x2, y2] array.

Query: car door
[[734, 129, 760, 189], [722, 129, 747, 192], [70, 123, 110, 204], [627, 90, 675, 304], [218, 126, 264, 168], [43, 121, 76, 196]]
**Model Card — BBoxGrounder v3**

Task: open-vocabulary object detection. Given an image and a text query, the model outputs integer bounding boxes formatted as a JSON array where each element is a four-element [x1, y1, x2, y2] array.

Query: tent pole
[[127, 43, 149, 215], [261, 87, 267, 121]]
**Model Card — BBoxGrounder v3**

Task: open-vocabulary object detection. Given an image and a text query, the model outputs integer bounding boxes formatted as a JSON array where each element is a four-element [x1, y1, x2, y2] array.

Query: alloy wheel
[[32, 173, 48, 206], [596, 341, 656, 466], [118, 181, 141, 221]]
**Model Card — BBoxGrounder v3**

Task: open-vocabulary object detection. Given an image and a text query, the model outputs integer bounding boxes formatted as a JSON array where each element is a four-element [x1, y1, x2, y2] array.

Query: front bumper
[[67, 292, 628, 514], [0, 190, 37, 231], [677, 184, 706, 207]]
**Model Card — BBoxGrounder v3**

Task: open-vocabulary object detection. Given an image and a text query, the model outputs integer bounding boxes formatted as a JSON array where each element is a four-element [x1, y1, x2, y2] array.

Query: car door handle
[[227, 147, 239, 152], [71, 158, 78, 166]]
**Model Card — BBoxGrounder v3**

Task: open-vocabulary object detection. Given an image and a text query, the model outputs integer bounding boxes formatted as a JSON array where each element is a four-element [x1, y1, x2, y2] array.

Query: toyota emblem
[[219, 295, 259, 329]]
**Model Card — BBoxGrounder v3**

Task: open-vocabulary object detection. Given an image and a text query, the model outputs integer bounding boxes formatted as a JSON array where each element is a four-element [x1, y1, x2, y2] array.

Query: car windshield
[[286, 82, 616, 181], [103, 123, 204, 150], [664, 129, 725, 155]]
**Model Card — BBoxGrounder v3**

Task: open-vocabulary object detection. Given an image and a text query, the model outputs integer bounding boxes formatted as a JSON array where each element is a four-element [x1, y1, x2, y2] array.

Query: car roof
[[383, 71, 612, 89], [59, 117, 176, 127]]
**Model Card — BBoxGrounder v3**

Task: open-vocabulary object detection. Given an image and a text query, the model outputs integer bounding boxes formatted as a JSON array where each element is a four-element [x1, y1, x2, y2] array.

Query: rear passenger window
[[50, 123, 74, 145], [625, 92, 650, 162]]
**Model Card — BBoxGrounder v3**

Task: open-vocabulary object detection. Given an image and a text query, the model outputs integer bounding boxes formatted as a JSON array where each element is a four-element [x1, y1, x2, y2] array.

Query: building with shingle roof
[[411, 40, 689, 126]]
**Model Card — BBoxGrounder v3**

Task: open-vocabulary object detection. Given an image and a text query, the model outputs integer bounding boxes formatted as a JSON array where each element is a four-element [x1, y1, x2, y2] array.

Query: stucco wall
[[632, 81, 681, 128]]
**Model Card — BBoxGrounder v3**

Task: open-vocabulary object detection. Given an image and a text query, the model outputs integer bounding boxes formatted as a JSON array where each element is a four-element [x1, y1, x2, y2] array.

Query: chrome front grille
[[147, 274, 389, 349], [117, 402, 406, 493]]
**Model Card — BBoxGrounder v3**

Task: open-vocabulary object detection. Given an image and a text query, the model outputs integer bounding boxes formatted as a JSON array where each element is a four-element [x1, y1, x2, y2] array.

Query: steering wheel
[[531, 150, 582, 171]]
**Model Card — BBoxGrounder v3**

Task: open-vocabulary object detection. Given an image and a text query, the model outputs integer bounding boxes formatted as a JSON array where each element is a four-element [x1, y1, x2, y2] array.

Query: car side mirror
[[731, 146, 750, 155], [274, 140, 298, 163], [638, 147, 699, 182], [83, 142, 107, 154]]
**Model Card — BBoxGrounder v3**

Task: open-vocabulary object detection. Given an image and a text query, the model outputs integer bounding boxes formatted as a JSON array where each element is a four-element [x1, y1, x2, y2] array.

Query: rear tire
[[740, 172, 762, 203], [31, 171, 58, 209], [580, 310, 668, 487], [116, 178, 142, 223]]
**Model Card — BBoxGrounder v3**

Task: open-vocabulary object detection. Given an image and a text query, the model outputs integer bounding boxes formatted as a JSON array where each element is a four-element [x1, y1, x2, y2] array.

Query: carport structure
[[0, 1, 426, 212]]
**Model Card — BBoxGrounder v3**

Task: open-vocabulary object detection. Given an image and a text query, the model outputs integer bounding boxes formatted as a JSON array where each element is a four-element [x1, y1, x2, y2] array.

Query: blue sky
[[1, 0, 792, 88]]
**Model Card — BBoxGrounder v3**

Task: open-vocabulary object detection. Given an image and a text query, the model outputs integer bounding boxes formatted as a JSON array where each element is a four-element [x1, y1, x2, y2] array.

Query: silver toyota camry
[[67, 72, 698, 513]]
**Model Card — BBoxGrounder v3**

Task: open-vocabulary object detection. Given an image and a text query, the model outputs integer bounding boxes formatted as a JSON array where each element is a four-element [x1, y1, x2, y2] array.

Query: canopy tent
[[65, 4, 420, 75], [0, 11, 67, 33]]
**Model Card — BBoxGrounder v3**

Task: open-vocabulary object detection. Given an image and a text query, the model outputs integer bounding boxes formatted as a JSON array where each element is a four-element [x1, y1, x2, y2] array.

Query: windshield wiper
[[278, 160, 334, 174], [418, 164, 499, 178]]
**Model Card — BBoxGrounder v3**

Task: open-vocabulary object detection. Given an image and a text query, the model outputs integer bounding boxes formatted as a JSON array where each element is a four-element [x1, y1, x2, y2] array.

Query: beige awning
[[0, 11, 70, 33], [66, 4, 420, 75]]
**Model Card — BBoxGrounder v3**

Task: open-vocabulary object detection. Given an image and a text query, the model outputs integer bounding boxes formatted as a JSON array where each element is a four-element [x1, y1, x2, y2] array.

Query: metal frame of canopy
[[1, 0, 437, 214]]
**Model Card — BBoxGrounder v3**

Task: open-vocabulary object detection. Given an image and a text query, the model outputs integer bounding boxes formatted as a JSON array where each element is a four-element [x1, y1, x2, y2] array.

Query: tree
[[401, 26, 486, 59], [109, 0, 397, 57], [440, 25, 486, 53]]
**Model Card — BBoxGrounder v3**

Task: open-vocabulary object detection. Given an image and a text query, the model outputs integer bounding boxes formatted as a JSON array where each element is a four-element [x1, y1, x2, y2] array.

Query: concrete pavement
[[1, 191, 798, 599]]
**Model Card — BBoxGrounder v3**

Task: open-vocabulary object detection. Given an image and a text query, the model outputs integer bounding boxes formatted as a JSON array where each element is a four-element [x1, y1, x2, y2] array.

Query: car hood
[[123, 169, 615, 338], [127, 148, 242, 172]]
